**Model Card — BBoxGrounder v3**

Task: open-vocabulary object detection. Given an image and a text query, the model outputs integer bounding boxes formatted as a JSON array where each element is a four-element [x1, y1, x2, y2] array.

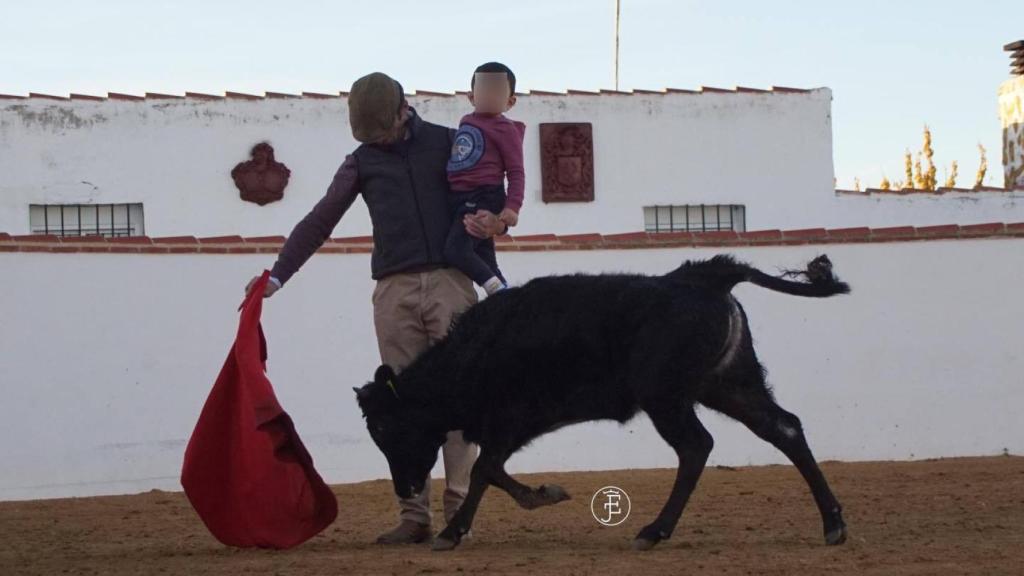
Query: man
[[244, 72, 508, 544]]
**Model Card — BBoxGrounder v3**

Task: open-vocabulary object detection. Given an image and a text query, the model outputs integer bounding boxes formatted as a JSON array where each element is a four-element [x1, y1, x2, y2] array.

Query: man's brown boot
[[375, 519, 433, 545]]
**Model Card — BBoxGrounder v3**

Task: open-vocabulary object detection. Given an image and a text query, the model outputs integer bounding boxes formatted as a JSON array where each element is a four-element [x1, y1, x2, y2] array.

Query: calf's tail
[[668, 254, 851, 298]]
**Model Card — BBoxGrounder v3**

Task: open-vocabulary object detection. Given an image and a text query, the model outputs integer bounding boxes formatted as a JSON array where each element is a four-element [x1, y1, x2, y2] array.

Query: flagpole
[[614, 0, 621, 90]]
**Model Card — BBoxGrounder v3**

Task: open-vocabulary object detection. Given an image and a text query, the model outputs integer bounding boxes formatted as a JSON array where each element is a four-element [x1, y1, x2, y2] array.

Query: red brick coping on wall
[[0, 86, 817, 101], [1, 223, 1022, 254]]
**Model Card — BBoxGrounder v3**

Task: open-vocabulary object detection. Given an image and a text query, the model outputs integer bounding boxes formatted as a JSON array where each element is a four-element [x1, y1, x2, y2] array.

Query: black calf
[[355, 254, 851, 551]]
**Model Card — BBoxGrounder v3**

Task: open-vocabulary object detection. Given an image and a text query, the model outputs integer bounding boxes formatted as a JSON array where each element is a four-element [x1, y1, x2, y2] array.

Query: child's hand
[[498, 208, 519, 229]]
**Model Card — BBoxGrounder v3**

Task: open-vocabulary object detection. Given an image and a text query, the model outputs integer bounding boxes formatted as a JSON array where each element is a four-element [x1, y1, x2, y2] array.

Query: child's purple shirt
[[446, 112, 526, 213]]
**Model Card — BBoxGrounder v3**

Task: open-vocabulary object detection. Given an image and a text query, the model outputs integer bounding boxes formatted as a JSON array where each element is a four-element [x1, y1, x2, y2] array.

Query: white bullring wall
[[2, 237, 1022, 501], [2, 90, 833, 237]]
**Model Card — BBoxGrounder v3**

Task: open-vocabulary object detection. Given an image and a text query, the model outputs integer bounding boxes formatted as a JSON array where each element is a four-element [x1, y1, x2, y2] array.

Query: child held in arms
[[444, 62, 525, 295]]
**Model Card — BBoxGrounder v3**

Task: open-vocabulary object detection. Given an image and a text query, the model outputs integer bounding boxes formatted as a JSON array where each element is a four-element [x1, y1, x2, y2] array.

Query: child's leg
[[475, 239, 505, 295], [444, 205, 502, 288], [474, 239, 506, 285], [475, 186, 509, 288]]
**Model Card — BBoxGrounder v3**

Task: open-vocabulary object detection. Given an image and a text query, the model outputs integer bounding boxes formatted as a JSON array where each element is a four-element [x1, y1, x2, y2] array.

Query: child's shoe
[[483, 277, 507, 295]]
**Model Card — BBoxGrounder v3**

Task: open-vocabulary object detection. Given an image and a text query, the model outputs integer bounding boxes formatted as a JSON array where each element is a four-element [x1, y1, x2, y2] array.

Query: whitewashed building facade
[[3, 85, 1021, 243]]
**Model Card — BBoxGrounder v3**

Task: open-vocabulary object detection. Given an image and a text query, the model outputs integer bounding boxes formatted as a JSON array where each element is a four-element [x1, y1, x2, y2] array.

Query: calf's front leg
[[486, 458, 572, 510], [432, 452, 493, 551]]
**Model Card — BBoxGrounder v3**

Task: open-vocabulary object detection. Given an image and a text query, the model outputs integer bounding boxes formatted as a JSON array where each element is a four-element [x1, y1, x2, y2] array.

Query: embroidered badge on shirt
[[447, 123, 486, 172]]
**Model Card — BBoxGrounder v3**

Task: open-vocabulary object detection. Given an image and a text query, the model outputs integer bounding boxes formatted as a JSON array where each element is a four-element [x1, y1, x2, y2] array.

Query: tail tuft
[[779, 255, 851, 295]]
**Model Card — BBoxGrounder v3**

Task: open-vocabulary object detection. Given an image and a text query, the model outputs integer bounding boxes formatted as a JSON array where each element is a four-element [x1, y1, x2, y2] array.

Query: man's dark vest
[[352, 109, 454, 280]]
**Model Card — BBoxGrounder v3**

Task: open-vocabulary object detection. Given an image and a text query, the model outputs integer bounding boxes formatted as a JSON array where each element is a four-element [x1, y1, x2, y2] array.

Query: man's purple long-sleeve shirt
[[269, 157, 359, 286]]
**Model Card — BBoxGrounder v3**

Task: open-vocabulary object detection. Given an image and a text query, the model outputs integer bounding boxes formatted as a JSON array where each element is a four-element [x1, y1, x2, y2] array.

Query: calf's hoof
[[632, 524, 669, 551], [825, 525, 848, 546], [823, 506, 847, 545], [632, 537, 660, 551], [538, 484, 571, 505]]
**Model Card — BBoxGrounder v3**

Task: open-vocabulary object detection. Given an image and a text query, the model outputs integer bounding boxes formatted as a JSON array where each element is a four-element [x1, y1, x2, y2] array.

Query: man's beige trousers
[[372, 267, 480, 525]]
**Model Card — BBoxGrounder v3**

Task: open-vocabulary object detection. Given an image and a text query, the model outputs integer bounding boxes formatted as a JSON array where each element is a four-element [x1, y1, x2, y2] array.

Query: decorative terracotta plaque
[[231, 142, 291, 206], [540, 123, 594, 203]]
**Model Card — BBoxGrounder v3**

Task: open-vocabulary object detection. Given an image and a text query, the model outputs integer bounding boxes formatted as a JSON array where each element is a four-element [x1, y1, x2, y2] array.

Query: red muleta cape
[[181, 271, 337, 548]]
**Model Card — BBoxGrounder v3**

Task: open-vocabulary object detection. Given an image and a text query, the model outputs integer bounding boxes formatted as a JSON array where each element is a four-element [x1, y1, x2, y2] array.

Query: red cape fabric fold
[[181, 271, 337, 548]]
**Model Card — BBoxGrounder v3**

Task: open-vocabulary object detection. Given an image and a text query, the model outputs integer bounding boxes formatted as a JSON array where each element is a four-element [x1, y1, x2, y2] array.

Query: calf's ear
[[374, 364, 401, 400], [374, 364, 397, 386], [353, 384, 370, 401]]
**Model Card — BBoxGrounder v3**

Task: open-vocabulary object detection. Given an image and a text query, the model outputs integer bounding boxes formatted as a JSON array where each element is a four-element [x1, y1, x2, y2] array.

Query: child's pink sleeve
[[497, 120, 526, 213]]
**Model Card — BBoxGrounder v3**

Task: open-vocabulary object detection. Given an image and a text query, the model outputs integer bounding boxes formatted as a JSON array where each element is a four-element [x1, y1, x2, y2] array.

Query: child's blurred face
[[469, 72, 516, 115]]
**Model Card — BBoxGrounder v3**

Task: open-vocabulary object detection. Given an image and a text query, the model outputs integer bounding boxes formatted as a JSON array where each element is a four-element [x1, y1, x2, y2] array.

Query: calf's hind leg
[[703, 381, 847, 545]]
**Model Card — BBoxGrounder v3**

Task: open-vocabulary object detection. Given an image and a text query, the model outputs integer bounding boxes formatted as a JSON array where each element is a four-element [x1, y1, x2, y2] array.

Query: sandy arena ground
[[1, 456, 1022, 575]]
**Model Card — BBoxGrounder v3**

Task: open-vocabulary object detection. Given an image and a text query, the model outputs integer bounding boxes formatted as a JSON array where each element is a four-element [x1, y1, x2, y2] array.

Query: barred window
[[643, 204, 745, 233], [29, 204, 145, 238]]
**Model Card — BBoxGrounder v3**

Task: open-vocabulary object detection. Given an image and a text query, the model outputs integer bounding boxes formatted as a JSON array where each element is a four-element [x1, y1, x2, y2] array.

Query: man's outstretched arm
[[268, 156, 360, 288]]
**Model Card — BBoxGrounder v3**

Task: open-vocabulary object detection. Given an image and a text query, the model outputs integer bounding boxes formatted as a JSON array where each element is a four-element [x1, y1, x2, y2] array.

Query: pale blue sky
[[2, 0, 1020, 188]]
